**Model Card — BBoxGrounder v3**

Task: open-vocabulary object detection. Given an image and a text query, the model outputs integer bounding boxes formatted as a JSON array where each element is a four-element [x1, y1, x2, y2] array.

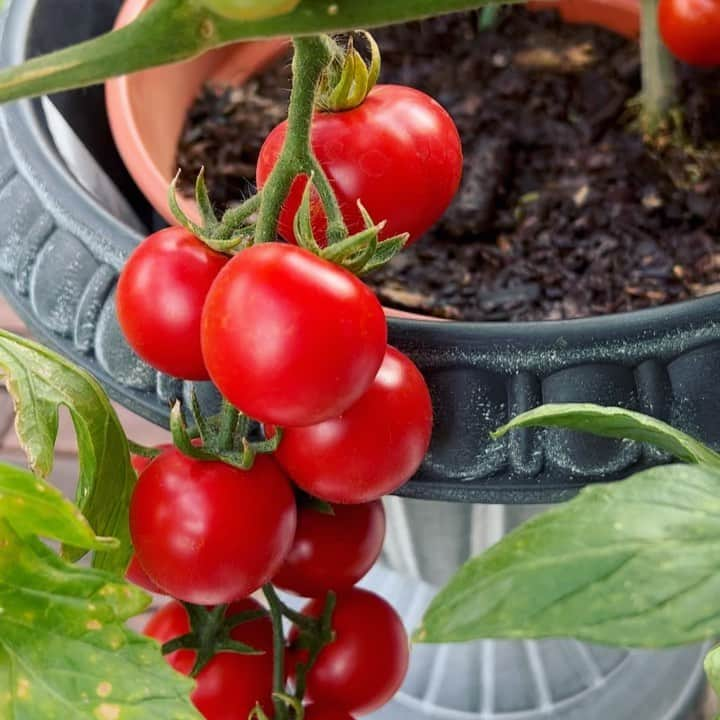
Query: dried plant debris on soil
[[176, 9, 720, 322]]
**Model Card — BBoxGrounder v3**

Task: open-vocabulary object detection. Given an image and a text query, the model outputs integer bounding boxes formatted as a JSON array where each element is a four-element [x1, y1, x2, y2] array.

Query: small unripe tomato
[[202, 0, 300, 20]]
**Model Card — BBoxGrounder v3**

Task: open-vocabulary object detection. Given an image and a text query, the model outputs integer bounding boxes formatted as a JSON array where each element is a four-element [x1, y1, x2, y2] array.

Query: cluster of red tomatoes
[[115, 77, 462, 719], [117, 232, 432, 718], [128, 448, 407, 719], [658, 0, 720, 67]]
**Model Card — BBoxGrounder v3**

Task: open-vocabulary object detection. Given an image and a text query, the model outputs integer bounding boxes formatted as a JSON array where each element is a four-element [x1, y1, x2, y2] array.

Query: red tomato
[[290, 589, 409, 715], [125, 554, 163, 594], [117, 227, 227, 380], [304, 705, 356, 720], [201, 243, 387, 427], [658, 0, 720, 66], [276, 347, 432, 503], [130, 448, 296, 604], [273, 501, 386, 597], [145, 599, 275, 720], [257, 85, 463, 247], [131, 444, 173, 475]]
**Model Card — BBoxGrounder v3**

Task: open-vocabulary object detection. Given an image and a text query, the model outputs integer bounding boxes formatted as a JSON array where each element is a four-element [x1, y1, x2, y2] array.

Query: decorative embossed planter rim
[[2, 0, 720, 507]]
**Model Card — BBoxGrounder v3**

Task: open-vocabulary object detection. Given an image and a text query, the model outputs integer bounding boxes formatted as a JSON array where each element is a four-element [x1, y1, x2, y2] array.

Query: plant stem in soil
[[640, 0, 677, 132]]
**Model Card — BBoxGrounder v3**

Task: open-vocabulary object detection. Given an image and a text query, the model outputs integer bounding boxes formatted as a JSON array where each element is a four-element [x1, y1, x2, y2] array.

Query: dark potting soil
[[176, 9, 720, 322]]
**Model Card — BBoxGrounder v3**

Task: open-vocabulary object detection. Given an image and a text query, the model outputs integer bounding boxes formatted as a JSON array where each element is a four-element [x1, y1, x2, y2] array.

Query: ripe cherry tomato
[[131, 445, 174, 475], [202, 0, 299, 20], [290, 589, 409, 715], [127, 447, 176, 595], [117, 227, 227, 381], [145, 599, 275, 720], [257, 85, 463, 247], [130, 448, 296, 604], [125, 554, 163, 594], [658, 0, 720, 67], [276, 347, 432, 503], [201, 243, 387, 427], [273, 500, 386, 597], [304, 705, 356, 720]]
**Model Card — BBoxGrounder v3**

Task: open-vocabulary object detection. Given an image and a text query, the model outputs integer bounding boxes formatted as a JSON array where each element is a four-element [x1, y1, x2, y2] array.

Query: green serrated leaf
[[0, 462, 116, 551], [0, 520, 201, 720], [492, 403, 720, 468], [0, 330, 135, 573], [418, 463, 720, 647]]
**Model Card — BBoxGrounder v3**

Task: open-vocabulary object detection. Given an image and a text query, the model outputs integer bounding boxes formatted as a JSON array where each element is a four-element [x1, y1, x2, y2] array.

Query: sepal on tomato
[[320, 200, 408, 274], [158, 602, 269, 678], [291, 177, 408, 274], [169, 398, 283, 471], [168, 169, 259, 254], [317, 32, 382, 112]]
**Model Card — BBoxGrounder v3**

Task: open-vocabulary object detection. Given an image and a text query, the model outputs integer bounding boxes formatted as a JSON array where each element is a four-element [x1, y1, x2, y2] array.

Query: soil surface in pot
[[176, 9, 720, 321]]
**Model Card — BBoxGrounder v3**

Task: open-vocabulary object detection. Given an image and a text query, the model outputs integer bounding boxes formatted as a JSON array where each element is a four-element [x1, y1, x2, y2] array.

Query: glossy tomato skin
[[658, 0, 720, 66], [290, 589, 409, 715], [276, 347, 433, 504], [201, 243, 387, 427], [304, 705, 356, 720], [117, 228, 227, 381], [131, 444, 174, 475], [125, 554, 163, 594], [130, 448, 296, 604], [273, 501, 386, 597], [127, 446, 175, 595], [145, 599, 275, 720], [257, 85, 463, 247]]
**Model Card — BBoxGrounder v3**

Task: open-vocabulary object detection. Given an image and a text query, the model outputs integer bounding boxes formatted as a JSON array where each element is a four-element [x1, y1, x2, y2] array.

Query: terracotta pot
[[106, 0, 287, 225], [528, 0, 640, 38]]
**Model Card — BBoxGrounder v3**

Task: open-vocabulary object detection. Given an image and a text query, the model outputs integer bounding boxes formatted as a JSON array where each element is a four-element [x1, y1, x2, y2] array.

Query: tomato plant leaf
[[417, 463, 720, 647], [0, 520, 201, 719], [0, 461, 117, 550], [0, 330, 135, 573], [492, 403, 720, 468]]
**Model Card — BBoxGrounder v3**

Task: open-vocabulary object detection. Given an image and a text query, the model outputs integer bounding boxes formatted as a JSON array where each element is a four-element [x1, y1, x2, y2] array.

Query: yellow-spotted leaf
[[0, 461, 117, 550], [0, 521, 200, 719]]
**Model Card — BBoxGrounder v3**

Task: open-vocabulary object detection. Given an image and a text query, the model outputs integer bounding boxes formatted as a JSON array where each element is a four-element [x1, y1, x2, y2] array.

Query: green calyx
[[169, 396, 283, 470], [317, 31, 382, 112], [169, 168, 260, 255], [162, 603, 268, 677], [293, 173, 409, 274]]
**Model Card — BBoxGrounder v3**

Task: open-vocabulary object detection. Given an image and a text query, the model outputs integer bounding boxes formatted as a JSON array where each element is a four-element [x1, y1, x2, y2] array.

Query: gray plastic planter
[[3, 0, 720, 505]]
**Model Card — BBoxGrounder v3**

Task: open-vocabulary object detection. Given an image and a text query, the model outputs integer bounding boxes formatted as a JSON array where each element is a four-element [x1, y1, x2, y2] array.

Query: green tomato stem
[[263, 583, 290, 720], [0, 0, 504, 105], [640, 0, 677, 132], [254, 36, 348, 245]]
